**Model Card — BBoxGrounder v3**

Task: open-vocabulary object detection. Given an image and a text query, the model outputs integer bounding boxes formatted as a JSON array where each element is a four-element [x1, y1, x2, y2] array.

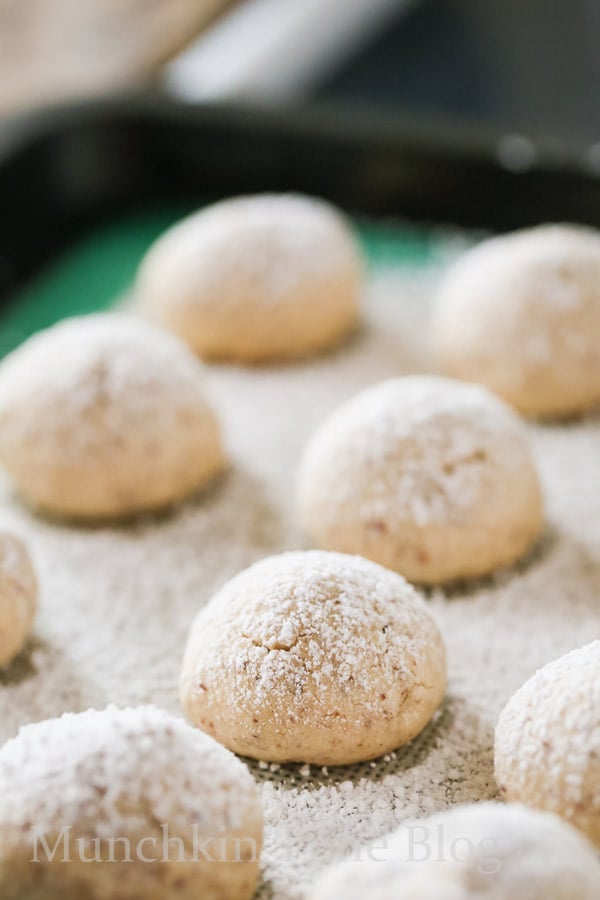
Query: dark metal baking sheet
[[2, 94, 600, 301]]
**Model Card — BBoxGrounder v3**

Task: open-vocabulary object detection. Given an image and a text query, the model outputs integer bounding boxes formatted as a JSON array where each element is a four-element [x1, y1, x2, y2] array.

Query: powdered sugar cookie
[[308, 802, 600, 900], [310, 863, 466, 900], [0, 314, 225, 520], [297, 376, 543, 584], [495, 641, 600, 847], [0, 706, 262, 899], [0, 532, 36, 669], [180, 550, 446, 765], [137, 193, 362, 362], [432, 225, 600, 417]]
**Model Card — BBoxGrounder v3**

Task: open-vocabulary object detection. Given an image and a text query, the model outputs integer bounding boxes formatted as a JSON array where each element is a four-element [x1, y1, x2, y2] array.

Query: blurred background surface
[[1, 0, 599, 149]]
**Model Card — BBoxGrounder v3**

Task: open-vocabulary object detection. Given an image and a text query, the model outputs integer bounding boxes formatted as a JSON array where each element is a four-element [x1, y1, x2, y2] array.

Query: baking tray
[[3, 94, 600, 305], [0, 97, 598, 900]]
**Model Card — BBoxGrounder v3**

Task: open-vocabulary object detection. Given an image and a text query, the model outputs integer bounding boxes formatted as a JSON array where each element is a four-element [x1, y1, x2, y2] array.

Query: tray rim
[[2, 93, 600, 300]]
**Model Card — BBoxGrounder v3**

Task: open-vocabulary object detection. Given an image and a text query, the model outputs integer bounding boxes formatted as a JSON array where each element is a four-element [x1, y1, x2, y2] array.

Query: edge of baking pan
[[2, 93, 600, 300]]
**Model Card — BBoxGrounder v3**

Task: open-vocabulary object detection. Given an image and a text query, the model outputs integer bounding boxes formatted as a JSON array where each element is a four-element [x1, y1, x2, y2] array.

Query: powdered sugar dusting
[[432, 224, 600, 405], [187, 550, 443, 718], [389, 801, 600, 889], [139, 193, 361, 308], [0, 531, 33, 587], [495, 641, 600, 814], [309, 802, 600, 898], [0, 705, 258, 840], [0, 227, 596, 898], [299, 376, 531, 528], [0, 313, 215, 461]]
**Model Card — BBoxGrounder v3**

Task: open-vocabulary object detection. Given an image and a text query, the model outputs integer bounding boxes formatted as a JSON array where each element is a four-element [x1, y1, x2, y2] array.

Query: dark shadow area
[[430, 523, 559, 601], [0, 635, 41, 685], [319, 0, 600, 143]]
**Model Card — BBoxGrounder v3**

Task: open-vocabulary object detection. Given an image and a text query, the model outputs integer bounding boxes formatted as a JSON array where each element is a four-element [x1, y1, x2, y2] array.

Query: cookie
[[308, 803, 600, 900], [495, 641, 600, 847], [0, 532, 36, 669], [297, 376, 543, 584], [180, 550, 446, 765], [0, 705, 263, 900], [432, 225, 600, 417], [137, 194, 362, 362], [0, 314, 225, 519]]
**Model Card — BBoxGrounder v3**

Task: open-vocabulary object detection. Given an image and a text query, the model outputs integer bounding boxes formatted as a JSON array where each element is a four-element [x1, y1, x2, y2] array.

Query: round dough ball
[[495, 641, 600, 847], [297, 376, 543, 584], [0, 314, 225, 520], [432, 224, 600, 417], [310, 862, 466, 900], [180, 550, 446, 766], [136, 193, 362, 362], [0, 705, 263, 900], [308, 803, 600, 900], [0, 532, 36, 668]]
